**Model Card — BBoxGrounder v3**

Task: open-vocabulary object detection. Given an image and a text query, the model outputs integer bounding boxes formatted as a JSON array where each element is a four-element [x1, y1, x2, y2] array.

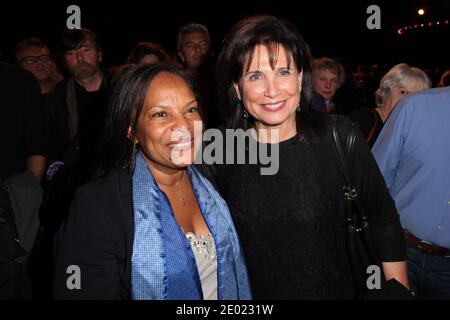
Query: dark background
[[2, 0, 449, 70]]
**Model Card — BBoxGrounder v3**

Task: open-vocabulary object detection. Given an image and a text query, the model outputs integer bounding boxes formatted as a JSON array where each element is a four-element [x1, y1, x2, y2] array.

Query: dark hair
[[215, 15, 328, 142], [126, 42, 171, 65], [94, 63, 198, 176], [58, 28, 103, 54], [15, 37, 49, 62]]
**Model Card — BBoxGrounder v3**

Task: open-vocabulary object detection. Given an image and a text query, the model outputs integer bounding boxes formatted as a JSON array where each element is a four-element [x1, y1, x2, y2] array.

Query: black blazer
[[53, 163, 216, 299], [53, 168, 134, 299]]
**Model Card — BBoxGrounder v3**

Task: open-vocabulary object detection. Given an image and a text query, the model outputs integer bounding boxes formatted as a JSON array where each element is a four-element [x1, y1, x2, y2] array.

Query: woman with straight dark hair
[[214, 15, 410, 299], [53, 63, 251, 300]]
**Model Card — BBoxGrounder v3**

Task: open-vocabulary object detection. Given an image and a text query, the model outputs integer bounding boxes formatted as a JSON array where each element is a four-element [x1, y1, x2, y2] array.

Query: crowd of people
[[1, 15, 449, 300]]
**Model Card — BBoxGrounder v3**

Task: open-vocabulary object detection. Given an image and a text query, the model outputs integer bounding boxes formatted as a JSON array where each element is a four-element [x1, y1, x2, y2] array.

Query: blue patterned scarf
[[131, 152, 252, 300]]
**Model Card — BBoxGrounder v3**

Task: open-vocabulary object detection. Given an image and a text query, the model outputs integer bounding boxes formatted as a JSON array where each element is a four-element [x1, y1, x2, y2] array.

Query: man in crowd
[[177, 23, 218, 128], [15, 38, 63, 95], [0, 61, 47, 299], [373, 86, 450, 299]]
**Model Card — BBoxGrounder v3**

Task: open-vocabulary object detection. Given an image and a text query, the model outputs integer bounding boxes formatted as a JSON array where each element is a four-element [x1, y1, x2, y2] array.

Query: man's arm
[[27, 155, 46, 182]]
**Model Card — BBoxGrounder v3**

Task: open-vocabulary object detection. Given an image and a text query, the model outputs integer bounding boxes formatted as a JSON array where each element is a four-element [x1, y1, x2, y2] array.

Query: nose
[[324, 80, 331, 89], [172, 113, 190, 132], [264, 77, 281, 98], [75, 49, 84, 61]]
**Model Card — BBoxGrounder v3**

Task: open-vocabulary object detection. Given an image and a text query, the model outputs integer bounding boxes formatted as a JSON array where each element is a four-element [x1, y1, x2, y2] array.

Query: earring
[[243, 109, 249, 119], [296, 104, 301, 112]]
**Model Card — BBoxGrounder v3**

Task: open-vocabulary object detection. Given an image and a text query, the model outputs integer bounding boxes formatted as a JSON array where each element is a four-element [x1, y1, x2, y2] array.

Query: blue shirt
[[372, 87, 450, 248]]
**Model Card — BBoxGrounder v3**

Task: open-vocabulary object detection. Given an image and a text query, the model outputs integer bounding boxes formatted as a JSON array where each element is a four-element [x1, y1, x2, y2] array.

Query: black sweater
[[214, 116, 406, 299]]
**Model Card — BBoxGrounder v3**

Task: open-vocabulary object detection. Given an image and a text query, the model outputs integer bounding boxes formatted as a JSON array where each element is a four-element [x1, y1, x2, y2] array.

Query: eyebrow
[[185, 41, 208, 45], [146, 99, 197, 110], [244, 66, 291, 75]]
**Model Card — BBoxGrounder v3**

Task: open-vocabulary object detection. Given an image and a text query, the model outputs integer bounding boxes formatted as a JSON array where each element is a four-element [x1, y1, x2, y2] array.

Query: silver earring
[[243, 109, 249, 119], [296, 104, 301, 112]]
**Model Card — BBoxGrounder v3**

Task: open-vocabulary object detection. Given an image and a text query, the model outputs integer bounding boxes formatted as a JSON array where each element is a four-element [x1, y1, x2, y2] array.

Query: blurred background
[[2, 0, 449, 70]]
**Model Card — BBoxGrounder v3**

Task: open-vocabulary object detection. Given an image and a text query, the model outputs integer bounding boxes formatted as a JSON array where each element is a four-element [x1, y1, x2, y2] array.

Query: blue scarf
[[131, 152, 252, 300]]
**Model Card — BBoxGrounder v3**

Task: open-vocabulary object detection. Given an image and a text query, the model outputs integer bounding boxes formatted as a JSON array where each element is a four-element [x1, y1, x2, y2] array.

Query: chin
[[257, 113, 295, 127], [169, 150, 196, 167]]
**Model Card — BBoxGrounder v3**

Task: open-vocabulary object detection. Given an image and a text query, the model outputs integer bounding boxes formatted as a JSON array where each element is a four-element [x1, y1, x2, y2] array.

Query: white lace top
[[185, 232, 218, 300]]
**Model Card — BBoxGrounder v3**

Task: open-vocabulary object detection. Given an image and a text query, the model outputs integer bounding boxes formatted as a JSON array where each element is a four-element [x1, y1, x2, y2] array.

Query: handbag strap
[[331, 118, 357, 201], [331, 119, 374, 225]]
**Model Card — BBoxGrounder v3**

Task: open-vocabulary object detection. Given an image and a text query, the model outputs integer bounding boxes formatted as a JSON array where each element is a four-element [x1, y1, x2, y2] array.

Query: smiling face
[[234, 45, 303, 141], [132, 72, 203, 171]]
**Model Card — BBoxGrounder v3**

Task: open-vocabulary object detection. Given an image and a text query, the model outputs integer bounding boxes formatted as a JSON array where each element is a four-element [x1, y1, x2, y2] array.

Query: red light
[[414, 24, 418, 28], [398, 29, 403, 35], [428, 22, 432, 26], [404, 27, 408, 30], [445, 20, 449, 24]]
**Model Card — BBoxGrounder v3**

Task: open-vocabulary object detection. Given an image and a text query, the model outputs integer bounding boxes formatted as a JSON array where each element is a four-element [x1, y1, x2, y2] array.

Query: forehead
[[79, 37, 97, 48], [245, 45, 292, 70], [140, 54, 160, 64], [18, 46, 49, 57], [145, 72, 194, 104], [182, 32, 209, 43], [316, 68, 338, 78]]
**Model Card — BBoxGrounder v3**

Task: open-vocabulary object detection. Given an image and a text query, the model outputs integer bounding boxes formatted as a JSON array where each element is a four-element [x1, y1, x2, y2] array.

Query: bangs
[[243, 41, 293, 73]]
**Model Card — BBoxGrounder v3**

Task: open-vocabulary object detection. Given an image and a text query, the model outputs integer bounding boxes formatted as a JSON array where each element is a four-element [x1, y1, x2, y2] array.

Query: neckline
[[250, 133, 300, 147]]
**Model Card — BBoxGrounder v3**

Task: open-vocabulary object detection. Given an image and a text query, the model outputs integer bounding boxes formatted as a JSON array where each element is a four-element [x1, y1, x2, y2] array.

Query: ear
[[233, 82, 242, 101], [298, 71, 303, 93], [127, 126, 138, 144], [98, 51, 103, 63]]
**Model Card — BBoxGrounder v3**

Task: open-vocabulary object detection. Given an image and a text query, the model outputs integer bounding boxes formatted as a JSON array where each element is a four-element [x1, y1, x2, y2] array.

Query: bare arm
[[382, 261, 409, 289], [27, 155, 46, 182]]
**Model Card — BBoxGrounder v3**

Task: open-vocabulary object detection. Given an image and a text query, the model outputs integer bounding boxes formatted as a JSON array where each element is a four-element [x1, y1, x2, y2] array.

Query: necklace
[[158, 172, 189, 207]]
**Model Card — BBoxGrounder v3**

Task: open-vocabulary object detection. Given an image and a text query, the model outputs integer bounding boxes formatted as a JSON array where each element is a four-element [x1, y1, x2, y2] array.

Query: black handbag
[[331, 121, 383, 294], [331, 121, 414, 299]]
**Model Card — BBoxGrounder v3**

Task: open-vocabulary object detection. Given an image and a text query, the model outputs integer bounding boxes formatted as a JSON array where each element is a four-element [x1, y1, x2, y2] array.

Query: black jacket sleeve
[[53, 184, 121, 299], [340, 117, 407, 262]]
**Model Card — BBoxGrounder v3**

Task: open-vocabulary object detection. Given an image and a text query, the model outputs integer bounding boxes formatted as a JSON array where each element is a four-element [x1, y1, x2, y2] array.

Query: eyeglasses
[[19, 55, 51, 65]]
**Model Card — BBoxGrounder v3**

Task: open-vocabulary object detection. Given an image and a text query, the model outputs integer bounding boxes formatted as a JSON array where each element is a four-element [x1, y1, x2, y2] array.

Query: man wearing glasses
[[15, 38, 62, 95], [177, 23, 218, 128]]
